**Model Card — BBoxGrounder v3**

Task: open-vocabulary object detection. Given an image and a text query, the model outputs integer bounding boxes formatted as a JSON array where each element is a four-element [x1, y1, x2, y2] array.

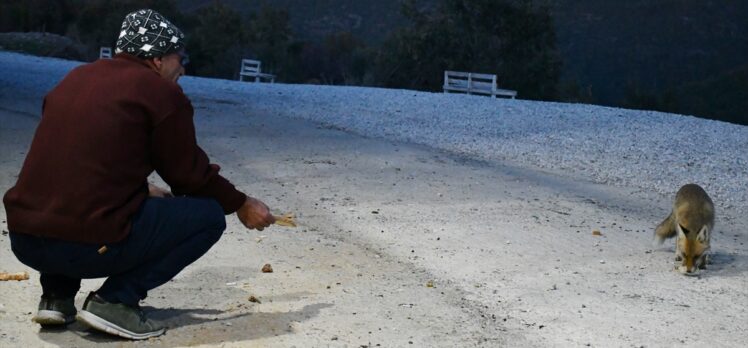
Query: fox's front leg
[[700, 254, 710, 269]]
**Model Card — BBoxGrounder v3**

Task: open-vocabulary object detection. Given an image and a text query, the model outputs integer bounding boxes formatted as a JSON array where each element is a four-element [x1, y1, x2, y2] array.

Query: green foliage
[[186, 2, 246, 78], [2, 0, 743, 125], [244, 6, 302, 81], [621, 66, 748, 126], [552, 0, 748, 120], [0, 32, 86, 60], [673, 64, 748, 126], [623, 82, 678, 113], [557, 78, 596, 104], [298, 32, 371, 85], [0, 0, 74, 34], [374, 0, 561, 100]]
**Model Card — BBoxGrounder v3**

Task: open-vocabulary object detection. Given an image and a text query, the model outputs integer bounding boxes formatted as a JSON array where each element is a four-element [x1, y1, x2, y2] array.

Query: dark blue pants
[[10, 197, 226, 306]]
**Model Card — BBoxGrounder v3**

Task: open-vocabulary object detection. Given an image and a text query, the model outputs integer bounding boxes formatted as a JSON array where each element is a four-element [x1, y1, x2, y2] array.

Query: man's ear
[[150, 57, 163, 69]]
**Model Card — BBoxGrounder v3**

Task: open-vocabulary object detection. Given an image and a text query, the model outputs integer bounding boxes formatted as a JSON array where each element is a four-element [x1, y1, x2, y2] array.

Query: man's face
[[153, 51, 187, 83]]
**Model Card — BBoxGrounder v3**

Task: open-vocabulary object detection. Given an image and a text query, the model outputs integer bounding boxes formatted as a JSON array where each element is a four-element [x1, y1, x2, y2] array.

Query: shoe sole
[[76, 310, 165, 340], [33, 310, 74, 325]]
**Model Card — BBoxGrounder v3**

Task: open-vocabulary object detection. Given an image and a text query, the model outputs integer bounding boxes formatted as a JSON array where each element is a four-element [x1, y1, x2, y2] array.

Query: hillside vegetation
[[183, 0, 748, 124], [1, 0, 745, 125]]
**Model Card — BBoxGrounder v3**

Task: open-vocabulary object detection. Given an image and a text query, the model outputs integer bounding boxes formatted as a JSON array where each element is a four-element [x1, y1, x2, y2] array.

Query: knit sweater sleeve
[[150, 101, 246, 214]]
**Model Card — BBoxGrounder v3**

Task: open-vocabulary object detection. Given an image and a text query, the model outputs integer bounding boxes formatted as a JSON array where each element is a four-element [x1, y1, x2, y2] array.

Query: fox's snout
[[676, 260, 700, 275], [676, 237, 708, 275], [677, 267, 700, 276]]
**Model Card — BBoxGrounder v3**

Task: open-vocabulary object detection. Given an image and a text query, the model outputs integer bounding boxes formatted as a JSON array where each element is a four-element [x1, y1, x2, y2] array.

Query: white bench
[[239, 59, 276, 83], [99, 46, 112, 59], [443, 70, 516, 99]]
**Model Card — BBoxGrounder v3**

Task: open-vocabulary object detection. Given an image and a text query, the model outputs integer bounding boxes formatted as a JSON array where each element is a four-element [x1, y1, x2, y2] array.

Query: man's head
[[116, 9, 188, 82]]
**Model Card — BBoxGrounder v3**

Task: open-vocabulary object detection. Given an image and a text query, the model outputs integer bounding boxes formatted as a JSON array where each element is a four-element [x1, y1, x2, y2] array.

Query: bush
[[0, 32, 86, 60]]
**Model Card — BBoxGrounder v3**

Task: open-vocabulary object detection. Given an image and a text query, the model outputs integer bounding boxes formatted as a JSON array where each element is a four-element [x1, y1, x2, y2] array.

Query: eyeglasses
[[178, 51, 189, 66]]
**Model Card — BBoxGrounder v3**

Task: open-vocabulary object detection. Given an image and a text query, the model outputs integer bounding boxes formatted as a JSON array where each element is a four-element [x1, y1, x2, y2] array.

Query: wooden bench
[[239, 59, 276, 83], [99, 46, 112, 59], [443, 70, 516, 99]]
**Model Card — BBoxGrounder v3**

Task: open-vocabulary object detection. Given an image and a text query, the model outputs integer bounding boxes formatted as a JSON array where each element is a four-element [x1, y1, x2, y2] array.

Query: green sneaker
[[76, 293, 165, 340], [32, 296, 76, 325]]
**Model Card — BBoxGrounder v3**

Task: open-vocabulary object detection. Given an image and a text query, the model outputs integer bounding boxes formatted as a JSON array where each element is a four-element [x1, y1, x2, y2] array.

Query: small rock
[[262, 264, 273, 273], [248, 296, 261, 303]]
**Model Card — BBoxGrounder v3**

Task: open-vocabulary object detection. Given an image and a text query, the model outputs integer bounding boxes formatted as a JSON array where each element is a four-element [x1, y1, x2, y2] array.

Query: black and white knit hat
[[115, 9, 185, 58]]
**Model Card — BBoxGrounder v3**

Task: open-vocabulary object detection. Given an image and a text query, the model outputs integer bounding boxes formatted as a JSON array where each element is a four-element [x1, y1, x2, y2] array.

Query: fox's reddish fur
[[654, 184, 714, 275]]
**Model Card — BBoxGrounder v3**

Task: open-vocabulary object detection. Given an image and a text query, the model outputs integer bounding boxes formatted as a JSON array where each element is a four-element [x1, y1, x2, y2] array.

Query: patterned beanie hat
[[115, 9, 185, 58]]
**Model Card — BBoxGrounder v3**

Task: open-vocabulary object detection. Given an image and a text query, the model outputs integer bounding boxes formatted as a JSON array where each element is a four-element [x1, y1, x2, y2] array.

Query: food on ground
[[0, 272, 29, 281]]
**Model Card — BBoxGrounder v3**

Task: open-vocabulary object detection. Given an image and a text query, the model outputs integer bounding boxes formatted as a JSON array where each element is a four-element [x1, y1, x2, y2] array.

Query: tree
[[374, 0, 561, 100], [244, 6, 301, 81], [186, 1, 246, 78], [299, 32, 370, 85], [0, 0, 75, 34]]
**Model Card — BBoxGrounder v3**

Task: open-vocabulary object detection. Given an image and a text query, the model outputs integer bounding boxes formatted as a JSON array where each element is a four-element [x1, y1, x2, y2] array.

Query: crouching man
[[2, 9, 275, 340]]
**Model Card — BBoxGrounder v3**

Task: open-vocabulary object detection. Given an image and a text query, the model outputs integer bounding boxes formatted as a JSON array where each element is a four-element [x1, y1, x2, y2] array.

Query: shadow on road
[[38, 302, 332, 347]]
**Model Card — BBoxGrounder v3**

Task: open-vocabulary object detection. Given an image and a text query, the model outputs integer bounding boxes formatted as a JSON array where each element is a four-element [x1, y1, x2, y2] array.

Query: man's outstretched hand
[[237, 196, 275, 231]]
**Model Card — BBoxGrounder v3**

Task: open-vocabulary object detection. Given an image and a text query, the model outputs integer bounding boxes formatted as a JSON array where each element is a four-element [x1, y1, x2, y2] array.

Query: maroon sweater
[[3, 54, 246, 244]]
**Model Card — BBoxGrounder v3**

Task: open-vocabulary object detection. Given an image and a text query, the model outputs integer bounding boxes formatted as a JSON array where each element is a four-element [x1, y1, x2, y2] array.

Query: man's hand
[[148, 183, 173, 198], [237, 196, 275, 231]]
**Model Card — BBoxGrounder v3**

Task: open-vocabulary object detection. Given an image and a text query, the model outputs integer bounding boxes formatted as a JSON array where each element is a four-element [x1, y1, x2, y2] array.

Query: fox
[[654, 183, 714, 275]]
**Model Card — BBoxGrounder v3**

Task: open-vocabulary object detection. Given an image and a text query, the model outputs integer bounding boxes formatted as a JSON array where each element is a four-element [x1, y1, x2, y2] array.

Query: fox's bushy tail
[[654, 212, 676, 245]]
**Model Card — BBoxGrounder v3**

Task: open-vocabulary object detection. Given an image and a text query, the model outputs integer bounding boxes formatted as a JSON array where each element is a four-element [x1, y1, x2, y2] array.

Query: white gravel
[[1, 50, 745, 213], [186, 73, 748, 217]]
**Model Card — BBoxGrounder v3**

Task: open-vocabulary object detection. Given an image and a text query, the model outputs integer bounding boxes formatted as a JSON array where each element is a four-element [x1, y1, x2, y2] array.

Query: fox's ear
[[696, 225, 709, 242], [676, 223, 686, 238]]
